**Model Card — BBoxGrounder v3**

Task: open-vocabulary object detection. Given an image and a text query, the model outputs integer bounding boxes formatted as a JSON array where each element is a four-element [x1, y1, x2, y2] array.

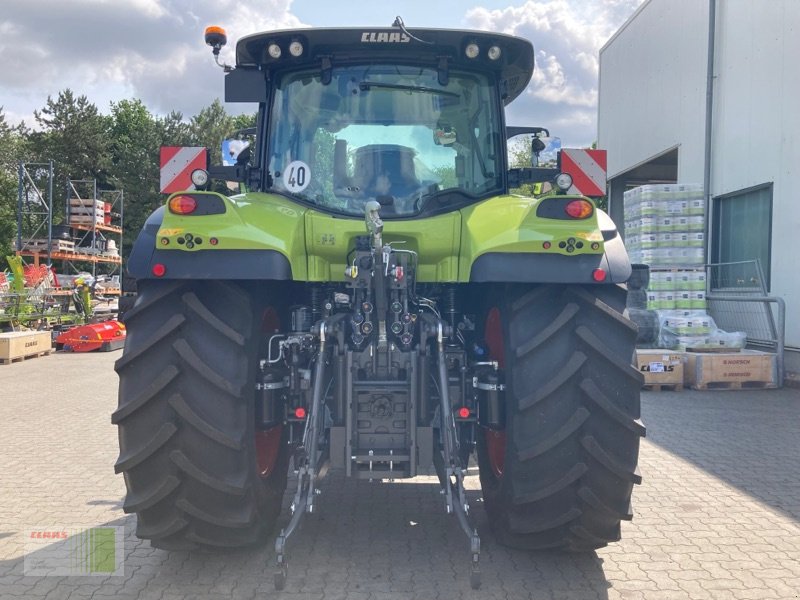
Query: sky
[[0, 0, 644, 147]]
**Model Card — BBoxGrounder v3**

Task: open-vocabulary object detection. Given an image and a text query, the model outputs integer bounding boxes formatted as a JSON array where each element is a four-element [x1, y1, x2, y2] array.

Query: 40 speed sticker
[[283, 160, 310, 193]]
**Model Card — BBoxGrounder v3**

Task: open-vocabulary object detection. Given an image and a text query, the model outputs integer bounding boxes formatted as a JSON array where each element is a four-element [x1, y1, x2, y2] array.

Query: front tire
[[113, 280, 289, 549], [477, 284, 645, 550]]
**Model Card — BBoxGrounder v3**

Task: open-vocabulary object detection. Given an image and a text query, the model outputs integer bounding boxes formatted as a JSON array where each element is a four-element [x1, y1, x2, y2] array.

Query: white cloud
[[0, 0, 305, 121], [466, 0, 644, 146], [0, 0, 643, 147]]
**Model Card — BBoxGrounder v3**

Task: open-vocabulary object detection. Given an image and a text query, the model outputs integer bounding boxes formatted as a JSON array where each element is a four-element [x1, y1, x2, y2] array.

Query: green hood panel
[[157, 192, 309, 279], [305, 209, 461, 282], [154, 191, 606, 283], [156, 192, 462, 282], [458, 194, 605, 281]]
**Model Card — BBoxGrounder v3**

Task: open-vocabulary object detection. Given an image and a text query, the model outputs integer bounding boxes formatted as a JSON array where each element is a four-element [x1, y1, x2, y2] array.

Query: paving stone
[[1, 353, 799, 599]]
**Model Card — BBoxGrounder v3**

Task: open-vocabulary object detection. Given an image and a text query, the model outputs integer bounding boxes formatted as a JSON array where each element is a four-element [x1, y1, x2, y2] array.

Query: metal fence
[[706, 260, 785, 386]]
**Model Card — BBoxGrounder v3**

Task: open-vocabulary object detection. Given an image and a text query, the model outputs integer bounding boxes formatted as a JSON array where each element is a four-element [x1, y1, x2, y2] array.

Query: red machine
[[55, 320, 126, 353]]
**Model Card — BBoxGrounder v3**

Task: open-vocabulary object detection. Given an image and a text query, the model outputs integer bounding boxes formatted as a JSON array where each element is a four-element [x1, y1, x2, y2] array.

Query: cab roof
[[235, 27, 534, 105]]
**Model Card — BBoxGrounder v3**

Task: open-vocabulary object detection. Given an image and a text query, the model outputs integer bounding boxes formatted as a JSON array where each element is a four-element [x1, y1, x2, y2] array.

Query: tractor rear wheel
[[113, 280, 289, 549], [476, 284, 645, 550]]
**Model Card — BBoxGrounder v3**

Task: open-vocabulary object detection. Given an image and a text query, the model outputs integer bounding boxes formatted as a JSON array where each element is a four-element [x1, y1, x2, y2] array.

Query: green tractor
[[114, 20, 644, 590]]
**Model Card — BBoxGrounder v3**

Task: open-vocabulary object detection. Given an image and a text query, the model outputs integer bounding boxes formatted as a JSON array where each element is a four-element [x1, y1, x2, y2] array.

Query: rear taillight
[[564, 200, 593, 219], [168, 195, 197, 215]]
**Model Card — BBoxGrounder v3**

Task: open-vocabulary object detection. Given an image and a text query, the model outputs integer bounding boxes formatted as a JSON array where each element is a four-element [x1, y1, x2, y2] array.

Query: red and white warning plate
[[560, 149, 607, 197], [159, 147, 207, 194]]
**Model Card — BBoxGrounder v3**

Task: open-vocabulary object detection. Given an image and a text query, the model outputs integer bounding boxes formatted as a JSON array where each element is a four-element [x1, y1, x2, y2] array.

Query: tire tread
[[477, 284, 644, 551]]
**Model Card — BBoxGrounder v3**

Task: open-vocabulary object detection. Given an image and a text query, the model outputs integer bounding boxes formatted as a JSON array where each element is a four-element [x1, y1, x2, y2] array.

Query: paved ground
[[1, 350, 799, 599]]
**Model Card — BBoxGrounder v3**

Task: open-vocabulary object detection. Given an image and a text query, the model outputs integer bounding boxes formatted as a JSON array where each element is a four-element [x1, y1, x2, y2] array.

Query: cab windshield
[[267, 65, 503, 217]]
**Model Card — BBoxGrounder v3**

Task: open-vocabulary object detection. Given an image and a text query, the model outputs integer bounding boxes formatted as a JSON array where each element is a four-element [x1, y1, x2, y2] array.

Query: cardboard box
[[0, 331, 53, 363], [684, 350, 777, 390], [636, 349, 684, 388]]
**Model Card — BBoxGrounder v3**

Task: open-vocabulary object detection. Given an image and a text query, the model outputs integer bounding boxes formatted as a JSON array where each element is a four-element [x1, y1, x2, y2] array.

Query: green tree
[[188, 99, 234, 165], [508, 137, 538, 197], [108, 99, 163, 254], [31, 90, 113, 187], [158, 111, 191, 147], [0, 108, 33, 270], [431, 165, 457, 189], [232, 112, 257, 133]]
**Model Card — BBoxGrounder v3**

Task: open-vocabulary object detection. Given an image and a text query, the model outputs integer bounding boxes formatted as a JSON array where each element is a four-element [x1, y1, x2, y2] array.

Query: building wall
[[598, 0, 708, 182], [598, 0, 800, 351], [711, 0, 800, 346]]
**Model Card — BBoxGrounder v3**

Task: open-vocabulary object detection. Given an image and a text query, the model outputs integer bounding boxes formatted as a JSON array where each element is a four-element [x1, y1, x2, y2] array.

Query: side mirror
[[222, 139, 251, 166]]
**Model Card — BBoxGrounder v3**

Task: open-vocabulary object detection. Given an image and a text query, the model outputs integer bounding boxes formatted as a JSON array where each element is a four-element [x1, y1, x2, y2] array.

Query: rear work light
[[169, 195, 197, 215], [564, 199, 593, 219]]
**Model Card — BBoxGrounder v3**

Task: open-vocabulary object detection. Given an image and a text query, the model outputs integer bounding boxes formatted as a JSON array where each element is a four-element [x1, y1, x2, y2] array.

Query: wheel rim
[[485, 429, 506, 479], [255, 426, 283, 478], [256, 307, 283, 479], [484, 306, 506, 479]]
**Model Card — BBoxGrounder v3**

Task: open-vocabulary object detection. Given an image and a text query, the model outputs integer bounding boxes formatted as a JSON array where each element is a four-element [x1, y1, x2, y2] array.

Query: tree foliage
[[0, 92, 256, 270], [0, 108, 32, 268], [32, 90, 114, 188]]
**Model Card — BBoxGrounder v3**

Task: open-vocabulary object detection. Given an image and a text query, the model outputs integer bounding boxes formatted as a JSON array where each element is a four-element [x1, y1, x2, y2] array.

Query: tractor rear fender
[[461, 196, 631, 284], [127, 192, 306, 280]]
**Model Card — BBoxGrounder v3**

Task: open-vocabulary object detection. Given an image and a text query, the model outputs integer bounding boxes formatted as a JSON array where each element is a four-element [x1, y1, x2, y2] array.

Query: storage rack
[[16, 177, 124, 287], [63, 179, 124, 282], [12, 166, 125, 328]]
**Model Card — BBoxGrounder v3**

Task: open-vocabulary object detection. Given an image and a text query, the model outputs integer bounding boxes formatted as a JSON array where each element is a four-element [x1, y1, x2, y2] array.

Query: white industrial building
[[598, 0, 800, 378]]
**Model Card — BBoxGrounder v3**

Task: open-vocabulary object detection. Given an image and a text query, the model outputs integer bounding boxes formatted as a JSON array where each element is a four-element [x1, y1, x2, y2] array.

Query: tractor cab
[[205, 23, 561, 217]]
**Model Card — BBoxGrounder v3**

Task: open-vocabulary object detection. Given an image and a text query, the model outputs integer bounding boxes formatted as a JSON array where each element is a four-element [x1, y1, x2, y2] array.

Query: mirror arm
[[208, 165, 245, 181], [207, 165, 265, 191], [507, 167, 559, 188], [505, 126, 550, 140]]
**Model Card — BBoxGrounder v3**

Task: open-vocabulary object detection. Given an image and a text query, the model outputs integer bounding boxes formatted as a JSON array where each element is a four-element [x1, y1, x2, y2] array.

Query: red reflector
[[543, 241, 551, 249], [210, 237, 219, 245], [152, 263, 166, 277], [168, 195, 197, 215], [294, 407, 306, 419], [457, 407, 470, 419], [565, 200, 593, 219], [592, 268, 607, 282]]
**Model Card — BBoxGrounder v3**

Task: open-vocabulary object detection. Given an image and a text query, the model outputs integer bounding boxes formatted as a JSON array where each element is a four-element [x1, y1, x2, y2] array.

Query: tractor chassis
[[272, 319, 481, 590]]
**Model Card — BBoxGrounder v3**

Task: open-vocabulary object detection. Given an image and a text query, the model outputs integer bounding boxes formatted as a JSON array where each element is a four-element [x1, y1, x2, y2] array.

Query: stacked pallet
[[636, 348, 778, 390], [21, 238, 76, 253], [636, 349, 684, 391], [624, 183, 705, 267], [68, 198, 108, 226], [684, 350, 777, 390]]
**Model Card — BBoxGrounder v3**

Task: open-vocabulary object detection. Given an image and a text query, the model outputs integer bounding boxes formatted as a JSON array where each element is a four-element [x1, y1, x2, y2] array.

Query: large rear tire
[[113, 280, 289, 549], [477, 284, 645, 550]]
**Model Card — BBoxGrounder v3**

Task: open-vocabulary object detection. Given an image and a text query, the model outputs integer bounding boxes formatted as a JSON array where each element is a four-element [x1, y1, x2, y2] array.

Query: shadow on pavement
[[0, 476, 612, 599], [641, 386, 800, 523]]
